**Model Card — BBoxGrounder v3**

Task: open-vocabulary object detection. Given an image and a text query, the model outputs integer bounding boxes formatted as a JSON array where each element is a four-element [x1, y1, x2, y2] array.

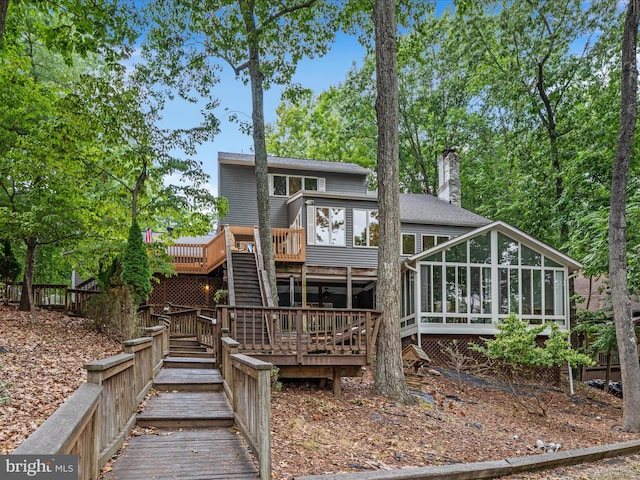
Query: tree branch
[[255, 0, 318, 35]]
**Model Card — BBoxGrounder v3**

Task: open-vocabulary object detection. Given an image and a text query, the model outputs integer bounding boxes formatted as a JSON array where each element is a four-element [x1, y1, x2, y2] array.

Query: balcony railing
[[217, 306, 382, 365], [168, 226, 305, 274]]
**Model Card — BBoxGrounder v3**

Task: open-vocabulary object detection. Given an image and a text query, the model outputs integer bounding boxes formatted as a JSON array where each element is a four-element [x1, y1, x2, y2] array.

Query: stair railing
[[224, 226, 237, 306]]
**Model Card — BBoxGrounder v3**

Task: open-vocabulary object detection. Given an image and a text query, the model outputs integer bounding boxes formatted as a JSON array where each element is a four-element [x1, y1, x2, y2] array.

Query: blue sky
[[154, 1, 456, 195], [158, 33, 366, 196]]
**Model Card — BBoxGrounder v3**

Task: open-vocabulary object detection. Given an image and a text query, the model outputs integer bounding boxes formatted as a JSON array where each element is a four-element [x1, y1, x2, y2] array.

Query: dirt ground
[[1, 306, 639, 480]]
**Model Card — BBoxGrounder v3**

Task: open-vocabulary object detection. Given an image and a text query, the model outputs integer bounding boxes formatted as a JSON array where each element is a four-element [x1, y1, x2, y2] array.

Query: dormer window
[[269, 174, 325, 196]]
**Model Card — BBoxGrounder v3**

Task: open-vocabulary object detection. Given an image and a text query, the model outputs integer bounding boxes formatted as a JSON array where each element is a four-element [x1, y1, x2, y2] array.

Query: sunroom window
[[414, 231, 568, 327]]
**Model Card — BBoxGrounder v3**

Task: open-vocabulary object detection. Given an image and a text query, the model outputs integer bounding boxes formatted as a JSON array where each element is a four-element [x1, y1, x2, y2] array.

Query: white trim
[[406, 220, 583, 273], [402, 232, 416, 255]]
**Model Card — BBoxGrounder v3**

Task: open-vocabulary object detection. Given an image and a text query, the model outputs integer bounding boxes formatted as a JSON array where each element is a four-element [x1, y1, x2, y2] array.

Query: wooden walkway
[[103, 347, 259, 480]]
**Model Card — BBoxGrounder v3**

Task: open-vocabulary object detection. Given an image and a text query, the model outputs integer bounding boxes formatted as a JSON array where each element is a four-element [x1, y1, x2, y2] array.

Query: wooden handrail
[[15, 330, 166, 480], [223, 350, 272, 480]]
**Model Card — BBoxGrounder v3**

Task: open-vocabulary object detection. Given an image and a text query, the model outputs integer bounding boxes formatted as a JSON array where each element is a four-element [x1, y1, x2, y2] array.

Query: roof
[[405, 220, 583, 273], [399, 193, 490, 227], [218, 152, 371, 175]]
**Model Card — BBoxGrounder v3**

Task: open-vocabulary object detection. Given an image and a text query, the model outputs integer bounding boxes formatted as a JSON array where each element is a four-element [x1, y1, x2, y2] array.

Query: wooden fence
[[3, 283, 100, 315], [221, 336, 272, 480]]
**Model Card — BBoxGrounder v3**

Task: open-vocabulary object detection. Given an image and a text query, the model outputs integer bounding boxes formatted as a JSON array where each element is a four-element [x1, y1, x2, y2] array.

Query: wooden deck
[[103, 360, 259, 480], [102, 428, 258, 479]]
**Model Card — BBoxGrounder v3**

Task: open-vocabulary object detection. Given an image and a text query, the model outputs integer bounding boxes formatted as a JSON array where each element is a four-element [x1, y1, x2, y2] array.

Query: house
[[154, 150, 582, 367]]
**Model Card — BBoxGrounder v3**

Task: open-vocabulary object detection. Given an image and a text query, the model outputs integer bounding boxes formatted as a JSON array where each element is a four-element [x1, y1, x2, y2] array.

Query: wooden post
[[301, 265, 307, 308], [333, 368, 342, 397], [347, 266, 352, 309]]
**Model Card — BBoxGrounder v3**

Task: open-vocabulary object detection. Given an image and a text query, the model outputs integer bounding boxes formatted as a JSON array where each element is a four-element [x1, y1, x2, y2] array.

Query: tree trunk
[[240, 1, 278, 306], [609, 0, 640, 432], [0, 0, 9, 49], [19, 238, 37, 313], [372, 0, 412, 403]]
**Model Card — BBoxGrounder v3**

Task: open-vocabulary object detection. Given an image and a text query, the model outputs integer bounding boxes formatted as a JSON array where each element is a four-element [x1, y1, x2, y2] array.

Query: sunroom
[[400, 221, 583, 343]]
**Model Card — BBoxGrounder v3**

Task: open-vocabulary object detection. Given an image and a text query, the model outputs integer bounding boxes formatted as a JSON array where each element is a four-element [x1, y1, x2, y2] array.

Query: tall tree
[[373, 0, 412, 402], [142, 0, 341, 305], [609, 0, 640, 432]]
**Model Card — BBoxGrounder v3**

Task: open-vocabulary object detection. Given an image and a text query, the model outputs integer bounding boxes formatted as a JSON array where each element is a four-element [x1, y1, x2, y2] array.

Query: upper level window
[[422, 234, 449, 251], [354, 209, 379, 247], [402, 233, 416, 255], [269, 174, 324, 196], [307, 206, 345, 246]]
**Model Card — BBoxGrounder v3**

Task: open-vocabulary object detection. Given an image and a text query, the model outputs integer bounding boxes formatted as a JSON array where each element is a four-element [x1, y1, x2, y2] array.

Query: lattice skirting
[[403, 334, 561, 387], [149, 274, 224, 308]]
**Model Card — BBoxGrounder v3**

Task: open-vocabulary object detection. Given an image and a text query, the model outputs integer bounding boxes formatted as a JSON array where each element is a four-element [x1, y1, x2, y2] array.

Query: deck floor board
[[139, 391, 233, 420], [102, 428, 258, 480], [154, 367, 223, 384]]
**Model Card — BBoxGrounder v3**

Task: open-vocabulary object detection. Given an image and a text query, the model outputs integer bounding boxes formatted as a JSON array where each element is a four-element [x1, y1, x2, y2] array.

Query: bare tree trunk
[[609, 0, 640, 432], [240, 1, 278, 306], [19, 238, 37, 319], [372, 0, 411, 403], [0, 0, 9, 49]]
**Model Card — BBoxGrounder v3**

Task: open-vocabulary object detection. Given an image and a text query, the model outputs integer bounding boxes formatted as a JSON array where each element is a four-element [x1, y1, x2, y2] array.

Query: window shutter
[[318, 177, 326, 192], [306, 205, 315, 245], [268, 174, 274, 196]]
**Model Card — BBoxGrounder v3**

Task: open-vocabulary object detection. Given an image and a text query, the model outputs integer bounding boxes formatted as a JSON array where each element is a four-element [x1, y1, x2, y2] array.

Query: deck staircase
[[162, 337, 216, 370], [231, 252, 263, 307], [104, 341, 259, 479]]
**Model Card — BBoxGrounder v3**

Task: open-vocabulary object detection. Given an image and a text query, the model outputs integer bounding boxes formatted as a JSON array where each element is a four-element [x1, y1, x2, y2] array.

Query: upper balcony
[[167, 225, 306, 275]]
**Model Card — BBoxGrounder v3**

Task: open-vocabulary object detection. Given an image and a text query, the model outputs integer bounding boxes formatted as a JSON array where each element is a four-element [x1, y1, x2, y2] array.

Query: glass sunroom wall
[[415, 230, 569, 329]]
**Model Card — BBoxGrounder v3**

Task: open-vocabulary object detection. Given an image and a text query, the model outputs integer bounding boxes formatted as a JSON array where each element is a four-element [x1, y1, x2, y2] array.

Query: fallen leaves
[[0, 306, 121, 453], [270, 368, 640, 479]]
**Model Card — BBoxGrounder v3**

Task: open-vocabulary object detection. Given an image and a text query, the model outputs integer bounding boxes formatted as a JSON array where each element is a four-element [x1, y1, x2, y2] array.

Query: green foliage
[[213, 289, 228, 304], [121, 219, 152, 304], [474, 314, 594, 369], [0, 240, 20, 283], [85, 287, 140, 340]]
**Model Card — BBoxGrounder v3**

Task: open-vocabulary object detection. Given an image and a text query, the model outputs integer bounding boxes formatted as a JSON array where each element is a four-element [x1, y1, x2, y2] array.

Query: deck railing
[[67, 288, 101, 315], [169, 226, 306, 274], [15, 331, 165, 480], [218, 306, 382, 363], [221, 337, 272, 480], [165, 308, 201, 337], [273, 228, 305, 262]]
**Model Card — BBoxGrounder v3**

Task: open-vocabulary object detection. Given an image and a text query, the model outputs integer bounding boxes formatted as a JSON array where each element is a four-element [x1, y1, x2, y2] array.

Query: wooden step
[[163, 356, 216, 370], [169, 344, 208, 352], [169, 350, 214, 359], [153, 368, 223, 392], [170, 338, 200, 347], [137, 391, 233, 428]]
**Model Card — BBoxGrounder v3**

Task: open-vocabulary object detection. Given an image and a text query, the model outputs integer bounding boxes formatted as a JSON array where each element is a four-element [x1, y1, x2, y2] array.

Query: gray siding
[[218, 163, 290, 228], [399, 222, 475, 257], [219, 163, 368, 229], [303, 195, 379, 268]]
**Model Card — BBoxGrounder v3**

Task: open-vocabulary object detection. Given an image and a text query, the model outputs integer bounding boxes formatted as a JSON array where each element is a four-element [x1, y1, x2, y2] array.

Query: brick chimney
[[437, 149, 461, 207]]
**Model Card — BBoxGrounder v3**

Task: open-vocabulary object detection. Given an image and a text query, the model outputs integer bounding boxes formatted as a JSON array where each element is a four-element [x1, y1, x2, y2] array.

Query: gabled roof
[[399, 193, 490, 227], [405, 220, 583, 273], [218, 152, 371, 175]]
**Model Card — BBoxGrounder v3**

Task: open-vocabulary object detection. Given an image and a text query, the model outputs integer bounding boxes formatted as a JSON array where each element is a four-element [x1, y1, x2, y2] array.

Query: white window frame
[[269, 174, 326, 197], [421, 234, 450, 252], [353, 209, 379, 248], [306, 205, 346, 246], [402, 233, 416, 255]]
